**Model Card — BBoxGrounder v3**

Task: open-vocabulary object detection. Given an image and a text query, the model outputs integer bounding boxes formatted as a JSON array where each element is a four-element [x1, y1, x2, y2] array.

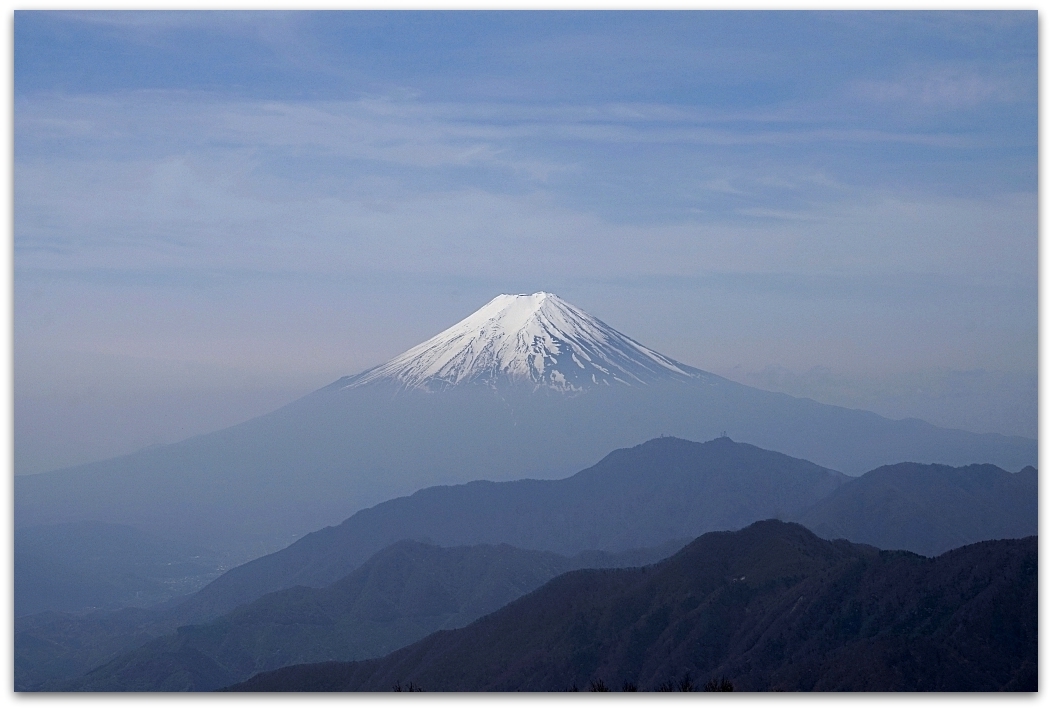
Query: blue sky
[[13, 10, 1038, 474]]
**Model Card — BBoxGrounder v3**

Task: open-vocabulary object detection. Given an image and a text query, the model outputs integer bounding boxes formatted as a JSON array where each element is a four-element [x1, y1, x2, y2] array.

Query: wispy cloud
[[15, 87, 1035, 283], [16, 91, 980, 180], [852, 67, 1029, 109]]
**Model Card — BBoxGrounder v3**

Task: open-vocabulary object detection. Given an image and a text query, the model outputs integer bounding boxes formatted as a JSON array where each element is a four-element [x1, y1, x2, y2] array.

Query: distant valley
[[15, 521, 225, 618]]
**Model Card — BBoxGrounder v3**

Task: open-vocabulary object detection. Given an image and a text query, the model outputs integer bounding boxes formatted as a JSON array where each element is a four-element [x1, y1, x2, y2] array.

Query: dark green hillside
[[227, 521, 1037, 692], [795, 462, 1038, 556]]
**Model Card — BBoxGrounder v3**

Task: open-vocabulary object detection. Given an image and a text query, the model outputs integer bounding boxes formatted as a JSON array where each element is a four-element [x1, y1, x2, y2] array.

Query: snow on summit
[[345, 292, 705, 392]]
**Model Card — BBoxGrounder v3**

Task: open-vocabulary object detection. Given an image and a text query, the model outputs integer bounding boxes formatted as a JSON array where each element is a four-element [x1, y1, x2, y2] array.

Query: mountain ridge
[[15, 438, 1038, 691], [793, 461, 1038, 556], [224, 521, 1038, 692], [167, 436, 848, 620]]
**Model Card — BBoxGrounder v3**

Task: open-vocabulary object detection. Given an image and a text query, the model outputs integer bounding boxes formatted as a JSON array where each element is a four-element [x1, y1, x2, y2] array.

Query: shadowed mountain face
[[795, 462, 1038, 556], [36, 539, 684, 692], [227, 521, 1038, 692], [14, 294, 1037, 557], [170, 437, 849, 621]]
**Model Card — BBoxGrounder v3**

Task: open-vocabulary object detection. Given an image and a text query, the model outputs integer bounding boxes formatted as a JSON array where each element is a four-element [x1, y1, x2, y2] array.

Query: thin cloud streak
[[18, 92, 984, 157]]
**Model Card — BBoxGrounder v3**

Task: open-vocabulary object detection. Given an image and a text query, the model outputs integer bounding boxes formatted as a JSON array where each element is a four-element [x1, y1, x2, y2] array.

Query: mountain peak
[[344, 292, 705, 392]]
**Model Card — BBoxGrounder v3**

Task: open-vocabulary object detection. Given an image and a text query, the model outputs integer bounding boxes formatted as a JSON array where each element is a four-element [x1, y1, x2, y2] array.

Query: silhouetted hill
[[176, 437, 847, 620], [794, 462, 1037, 556], [14, 521, 223, 617], [33, 539, 683, 691], [227, 521, 1037, 692]]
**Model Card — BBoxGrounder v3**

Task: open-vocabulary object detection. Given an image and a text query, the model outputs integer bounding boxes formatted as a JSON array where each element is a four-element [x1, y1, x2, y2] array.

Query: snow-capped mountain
[[344, 292, 704, 392], [15, 292, 1037, 559]]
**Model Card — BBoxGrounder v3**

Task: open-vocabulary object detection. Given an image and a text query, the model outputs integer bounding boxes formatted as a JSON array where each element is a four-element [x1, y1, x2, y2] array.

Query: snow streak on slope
[[345, 292, 707, 392]]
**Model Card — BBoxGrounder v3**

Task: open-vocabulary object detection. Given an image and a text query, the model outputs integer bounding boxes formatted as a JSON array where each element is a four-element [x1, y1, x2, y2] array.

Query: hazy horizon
[[14, 10, 1037, 476]]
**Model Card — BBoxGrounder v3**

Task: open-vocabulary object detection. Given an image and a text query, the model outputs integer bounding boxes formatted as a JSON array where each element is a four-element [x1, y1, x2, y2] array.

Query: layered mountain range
[[227, 521, 1037, 692], [15, 293, 1037, 558], [15, 436, 1037, 692], [35, 540, 685, 691]]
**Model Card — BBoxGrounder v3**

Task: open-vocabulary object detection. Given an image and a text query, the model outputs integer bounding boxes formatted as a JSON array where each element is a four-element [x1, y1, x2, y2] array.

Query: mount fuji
[[342, 292, 702, 392], [15, 293, 1037, 558]]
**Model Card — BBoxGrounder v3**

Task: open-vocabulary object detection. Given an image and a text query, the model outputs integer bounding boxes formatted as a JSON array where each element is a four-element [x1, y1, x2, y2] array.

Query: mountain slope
[[15, 293, 1038, 557], [227, 521, 1038, 692], [41, 539, 684, 692], [794, 462, 1038, 556], [170, 437, 848, 620]]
